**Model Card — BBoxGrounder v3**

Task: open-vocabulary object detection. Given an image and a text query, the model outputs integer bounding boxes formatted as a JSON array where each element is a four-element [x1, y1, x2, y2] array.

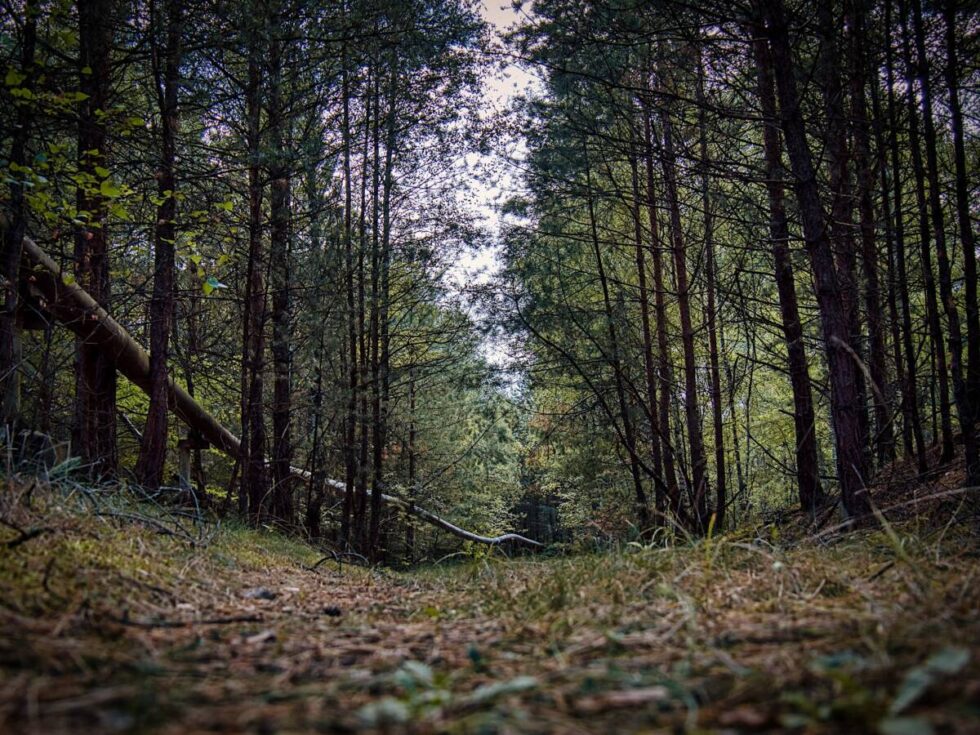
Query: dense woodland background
[[0, 0, 978, 562]]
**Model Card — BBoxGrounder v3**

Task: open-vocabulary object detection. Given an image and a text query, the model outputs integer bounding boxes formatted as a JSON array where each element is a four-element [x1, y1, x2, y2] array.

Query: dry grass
[[1, 472, 979, 734]]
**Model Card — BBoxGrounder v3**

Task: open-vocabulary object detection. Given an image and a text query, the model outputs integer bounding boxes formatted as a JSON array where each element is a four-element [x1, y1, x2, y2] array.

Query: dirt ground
[[1, 482, 979, 734]]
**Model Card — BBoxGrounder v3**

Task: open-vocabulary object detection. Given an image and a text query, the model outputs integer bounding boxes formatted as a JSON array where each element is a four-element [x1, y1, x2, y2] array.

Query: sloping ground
[[1, 478, 979, 734]]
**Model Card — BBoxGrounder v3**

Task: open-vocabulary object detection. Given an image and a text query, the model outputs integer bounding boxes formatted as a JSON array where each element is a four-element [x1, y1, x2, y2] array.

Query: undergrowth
[[1, 472, 979, 734]]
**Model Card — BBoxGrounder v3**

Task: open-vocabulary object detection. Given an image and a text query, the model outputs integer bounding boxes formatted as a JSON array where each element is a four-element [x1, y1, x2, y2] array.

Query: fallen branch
[[17, 232, 542, 548]]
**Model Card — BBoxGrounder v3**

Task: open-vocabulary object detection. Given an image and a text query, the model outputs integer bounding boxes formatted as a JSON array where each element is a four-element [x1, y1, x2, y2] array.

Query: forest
[[0, 0, 978, 732]]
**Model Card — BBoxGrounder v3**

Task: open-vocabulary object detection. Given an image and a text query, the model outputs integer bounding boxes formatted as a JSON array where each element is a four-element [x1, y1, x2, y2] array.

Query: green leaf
[[94, 166, 110, 178], [217, 200, 234, 212], [81, 65, 93, 75], [890, 647, 970, 715], [926, 647, 969, 675], [462, 676, 537, 706], [879, 717, 935, 735], [99, 179, 122, 198], [4, 68, 26, 86]]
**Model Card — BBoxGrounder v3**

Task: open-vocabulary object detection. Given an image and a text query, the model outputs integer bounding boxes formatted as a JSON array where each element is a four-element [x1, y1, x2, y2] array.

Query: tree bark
[[941, 0, 980, 485], [882, 0, 928, 471], [584, 149, 651, 535], [74, 0, 118, 477], [897, 0, 955, 463], [761, 0, 871, 520], [136, 0, 180, 491], [628, 131, 665, 520], [240, 15, 269, 520], [659, 96, 711, 532], [696, 50, 727, 531], [642, 109, 681, 516], [847, 0, 894, 465], [268, 5, 294, 526], [0, 0, 35, 429], [751, 19, 825, 514]]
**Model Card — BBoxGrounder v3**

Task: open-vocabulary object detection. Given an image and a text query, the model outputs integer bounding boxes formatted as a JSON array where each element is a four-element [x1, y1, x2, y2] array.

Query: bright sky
[[448, 1, 539, 292]]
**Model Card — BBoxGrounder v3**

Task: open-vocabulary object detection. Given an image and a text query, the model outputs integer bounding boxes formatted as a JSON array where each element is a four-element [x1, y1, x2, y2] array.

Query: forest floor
[[1, 473, 979, 734]]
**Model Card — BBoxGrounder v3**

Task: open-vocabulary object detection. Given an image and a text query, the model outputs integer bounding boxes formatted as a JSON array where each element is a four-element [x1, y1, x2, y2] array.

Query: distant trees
[[0, 0, 526, 561], [503, 0, 978, 536]]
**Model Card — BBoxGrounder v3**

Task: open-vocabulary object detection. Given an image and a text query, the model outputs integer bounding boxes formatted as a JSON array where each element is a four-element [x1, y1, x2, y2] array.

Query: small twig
[[307, 549, 369, 571], [0, 516, 51, 548], [867, 560, 896, 582], [93, 511, 197, 545], [4, 526, 50, 549], [110, 613, 263, 628]]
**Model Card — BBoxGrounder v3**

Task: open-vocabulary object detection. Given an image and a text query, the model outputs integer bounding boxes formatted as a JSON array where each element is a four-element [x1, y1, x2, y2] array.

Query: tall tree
[[760, 0, 871, 520], [136, 0, 181, 491], [74, 0, 118, 477]]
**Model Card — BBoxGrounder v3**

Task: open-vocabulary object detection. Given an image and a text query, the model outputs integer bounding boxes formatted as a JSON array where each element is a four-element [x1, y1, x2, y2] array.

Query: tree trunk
[[883, 0, 928, 471], [659, 97, 711, 532], [628, 132, 665, 520], [761, 0, 871, 520], [136, 0, 180, 491], [696, 51, 727, 531], [74, 0, 117, 478], [847, 0, 894, 465], [585, 149, 651, 535], [0, 0, 35, 429], [240, 18, 269, 521], [642, 109, 681, 516], [340, 38, 357, 546], [897, 0, 955, 463], [268, 7, 294, 526], [941, 0, 980, 485], [816, 0, 872, 475], [751, 19, 825, 514]]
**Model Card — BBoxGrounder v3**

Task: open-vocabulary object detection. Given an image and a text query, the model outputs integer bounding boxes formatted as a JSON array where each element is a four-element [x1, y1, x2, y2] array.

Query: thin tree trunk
[[847, 0, 894, 465], [585, 149, 651, 535], [941, 0, 980, 485], [0, 0, 35, 429], [897, 0, 955, 463], [696, 51, 726, 530], [761, 0, 871, 520], [751, 19, 825, 514], [268, 8, 294, 526], [628, 131, 665, 520], [406, 366, 417, 562], [816, 0, 872, 475], [642, 109, 681, 517], [241, 17, 269, 521], [883, 0, 928, 471], [340, 37, 357, 546], [136, 0, 181, 491], [659, 97, 711, 532]]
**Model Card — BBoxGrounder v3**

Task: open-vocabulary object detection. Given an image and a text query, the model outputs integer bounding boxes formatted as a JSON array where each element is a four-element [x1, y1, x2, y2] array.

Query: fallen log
[[17, 233, 542, 548]]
